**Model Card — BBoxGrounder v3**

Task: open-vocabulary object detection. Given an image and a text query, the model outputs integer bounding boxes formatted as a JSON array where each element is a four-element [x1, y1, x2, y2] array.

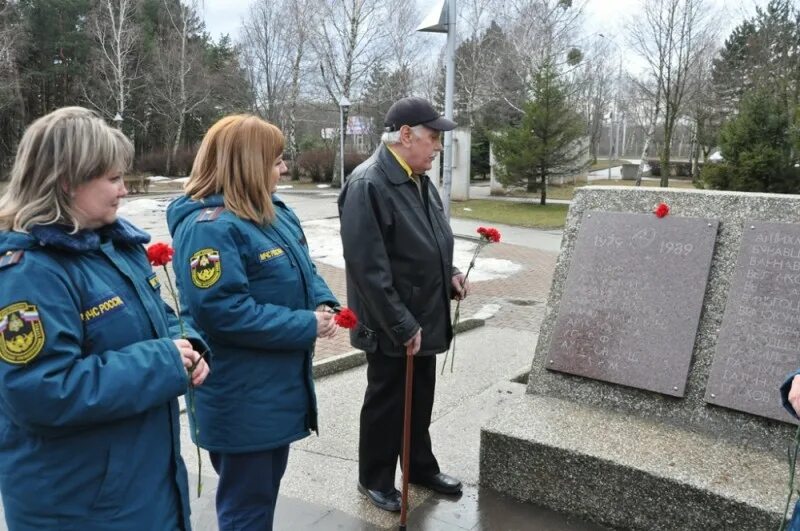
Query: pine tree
[[702, 88, 798, 192], [493, 62, 586, 205]]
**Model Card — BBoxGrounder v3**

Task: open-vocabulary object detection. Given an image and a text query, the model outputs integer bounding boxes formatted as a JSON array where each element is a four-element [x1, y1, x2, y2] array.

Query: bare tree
[[240, 0, 293, 124], [628, 0, 716, 186], [498, 0, 586, 95], [309, 0, 387, 186], [85, 0, 140, 127], [151, 0, 209, 173], [0, 1, 23, 114], [574, 36, 615, 163]]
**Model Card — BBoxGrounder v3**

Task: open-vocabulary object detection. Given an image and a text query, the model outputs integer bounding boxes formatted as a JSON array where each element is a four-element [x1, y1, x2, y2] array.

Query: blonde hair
[[186, 114, 284, 225], [0, 106, 133, 232]]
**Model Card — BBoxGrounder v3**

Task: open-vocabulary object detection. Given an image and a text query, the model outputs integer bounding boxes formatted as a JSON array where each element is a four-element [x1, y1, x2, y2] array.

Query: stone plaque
[[706, 222, 800, 423], [547, 211, 718, 396]]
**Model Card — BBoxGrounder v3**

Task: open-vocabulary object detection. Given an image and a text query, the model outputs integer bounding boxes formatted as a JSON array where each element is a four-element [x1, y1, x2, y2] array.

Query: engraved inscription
[[706, 223, 800, 423], [548, 211, 718, 396]]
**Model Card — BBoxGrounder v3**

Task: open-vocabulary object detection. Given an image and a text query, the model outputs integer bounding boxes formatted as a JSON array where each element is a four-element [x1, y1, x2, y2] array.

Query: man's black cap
[[384, 97, 457, 132]]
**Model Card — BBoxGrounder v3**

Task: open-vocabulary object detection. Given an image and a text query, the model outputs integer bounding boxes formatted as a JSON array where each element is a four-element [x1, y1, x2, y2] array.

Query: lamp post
[[338, 95, 350, 185], [113, 112, 123, 130], [417, 0, 456, 220]]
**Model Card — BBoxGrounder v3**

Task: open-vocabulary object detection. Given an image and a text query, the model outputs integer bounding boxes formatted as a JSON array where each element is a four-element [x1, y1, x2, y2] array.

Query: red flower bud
[[334, 307, 358, 329], [653, 203, 670, 218], [147, 242, 174, 266]]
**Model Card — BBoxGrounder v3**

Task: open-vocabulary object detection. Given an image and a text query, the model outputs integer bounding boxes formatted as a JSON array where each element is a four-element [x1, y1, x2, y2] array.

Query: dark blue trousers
[[209, 445, 290, 531]]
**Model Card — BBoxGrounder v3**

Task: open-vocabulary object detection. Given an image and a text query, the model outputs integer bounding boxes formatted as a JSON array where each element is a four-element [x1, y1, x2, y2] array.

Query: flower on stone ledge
[[653, 203, 670, 218]]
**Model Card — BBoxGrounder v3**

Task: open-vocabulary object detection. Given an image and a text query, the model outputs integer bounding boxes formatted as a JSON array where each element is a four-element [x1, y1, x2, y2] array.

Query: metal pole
[[442, 0, 456, 220], [621, 114, 627, 159], [340, 106, 345, 185], [607, 113, 613, 180]]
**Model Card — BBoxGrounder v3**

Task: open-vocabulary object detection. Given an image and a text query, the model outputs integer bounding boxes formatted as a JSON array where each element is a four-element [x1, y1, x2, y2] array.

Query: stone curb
[[313, 317, 486, 380], [180, 317, 488, 413]]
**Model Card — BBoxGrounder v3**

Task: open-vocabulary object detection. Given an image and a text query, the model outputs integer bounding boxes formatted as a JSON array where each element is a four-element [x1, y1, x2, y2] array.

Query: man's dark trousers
[[359, 350, 441, 492]]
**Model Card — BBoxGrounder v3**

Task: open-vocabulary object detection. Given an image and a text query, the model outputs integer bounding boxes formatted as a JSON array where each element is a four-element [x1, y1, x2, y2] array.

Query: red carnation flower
[[477, 226, 501, 243], [653, 203, 670, 218], [334, 307, 358, 329], [147, 242, 174, 266]]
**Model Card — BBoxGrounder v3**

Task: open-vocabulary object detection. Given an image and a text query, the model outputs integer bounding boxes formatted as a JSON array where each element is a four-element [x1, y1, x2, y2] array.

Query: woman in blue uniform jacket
[[167, 114, 338, 531], [0, 107, 210, 531]]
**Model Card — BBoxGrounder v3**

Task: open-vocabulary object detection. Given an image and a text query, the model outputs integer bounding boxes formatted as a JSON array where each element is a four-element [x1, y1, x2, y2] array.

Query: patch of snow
[[453, 239, 521, 281], [303, 220, 521, 281], [148, 176, 171, 182], [276, 185, 293, 190], [709, 151, 724, 162], [316, 184, 331, 189], [173, 177, 190, 184], [302, 219, 345, 269], [118, 198, 167, 216], [463, 207, 473, 212], [472, 303, 501, 320]]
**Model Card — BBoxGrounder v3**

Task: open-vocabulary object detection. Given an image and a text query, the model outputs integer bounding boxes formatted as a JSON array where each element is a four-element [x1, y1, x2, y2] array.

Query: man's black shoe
[[357, 483, 401, 512], [411, 472, 462, 495]]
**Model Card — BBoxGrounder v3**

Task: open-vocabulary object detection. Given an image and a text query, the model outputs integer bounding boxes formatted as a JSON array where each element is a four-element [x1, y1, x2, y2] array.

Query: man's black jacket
[[338, 144, 456, 357]]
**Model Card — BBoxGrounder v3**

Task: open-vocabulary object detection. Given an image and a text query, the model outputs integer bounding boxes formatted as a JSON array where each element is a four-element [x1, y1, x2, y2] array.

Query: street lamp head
[[339, 95, 351, 111], [113, 112, 123, 123]]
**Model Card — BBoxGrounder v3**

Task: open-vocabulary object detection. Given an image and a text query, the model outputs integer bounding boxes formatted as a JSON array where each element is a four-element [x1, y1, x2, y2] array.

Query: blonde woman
[[167, 115, 338, 531], [0, 107, 209, 530]]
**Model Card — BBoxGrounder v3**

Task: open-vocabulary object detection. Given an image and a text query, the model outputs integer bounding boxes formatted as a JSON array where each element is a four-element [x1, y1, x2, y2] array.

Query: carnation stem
[[162, 264, 203, 497], [779, 425, 800, 531], [442, 242, 484, 375], [162, 265, 186, 339]]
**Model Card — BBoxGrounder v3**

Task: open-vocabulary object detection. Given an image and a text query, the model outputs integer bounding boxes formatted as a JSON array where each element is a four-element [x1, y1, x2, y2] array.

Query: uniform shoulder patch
[[190, 248, 222, 288], [0, 250, 24, 269], [0, 301, 45, 364], [196, 207, 225, 223]]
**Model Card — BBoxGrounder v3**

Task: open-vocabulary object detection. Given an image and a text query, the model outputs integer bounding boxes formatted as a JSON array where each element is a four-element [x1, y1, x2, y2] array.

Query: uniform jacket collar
[[28, 218, 150, 252]]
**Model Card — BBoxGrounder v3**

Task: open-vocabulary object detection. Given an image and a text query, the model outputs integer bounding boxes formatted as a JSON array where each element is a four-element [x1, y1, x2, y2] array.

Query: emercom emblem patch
[[190, 248, 221, 288], [0, 302, 45, 364]]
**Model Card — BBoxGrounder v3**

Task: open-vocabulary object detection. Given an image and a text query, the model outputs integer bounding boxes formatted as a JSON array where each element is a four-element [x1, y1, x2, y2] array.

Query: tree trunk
[[170, 113, 184, 176], [634, 120, 656, 187], [660, 137, 671, 187], [539, 169, 547, 206]]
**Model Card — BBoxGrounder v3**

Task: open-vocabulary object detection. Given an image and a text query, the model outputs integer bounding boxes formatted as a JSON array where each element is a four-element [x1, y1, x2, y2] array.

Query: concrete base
[[480, 395, 790, 531]]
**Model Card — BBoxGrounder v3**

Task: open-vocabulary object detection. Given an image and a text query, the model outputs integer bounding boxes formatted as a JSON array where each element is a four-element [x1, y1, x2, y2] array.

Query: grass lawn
[[450, 199, 568, 229]]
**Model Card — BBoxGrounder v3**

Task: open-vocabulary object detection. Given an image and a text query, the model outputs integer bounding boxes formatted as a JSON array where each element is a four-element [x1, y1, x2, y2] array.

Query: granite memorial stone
[[548, 211, 718, 396], [706, 221, 800, 423], [480, 187, 800, 531]]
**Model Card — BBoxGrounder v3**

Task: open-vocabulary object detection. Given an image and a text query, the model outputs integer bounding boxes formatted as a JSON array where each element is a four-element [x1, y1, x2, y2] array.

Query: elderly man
[[338, 96, 470, 512]]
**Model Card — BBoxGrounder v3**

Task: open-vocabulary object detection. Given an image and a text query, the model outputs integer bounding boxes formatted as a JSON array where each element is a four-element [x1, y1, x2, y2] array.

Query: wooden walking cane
[[399, 347, 414, 530]]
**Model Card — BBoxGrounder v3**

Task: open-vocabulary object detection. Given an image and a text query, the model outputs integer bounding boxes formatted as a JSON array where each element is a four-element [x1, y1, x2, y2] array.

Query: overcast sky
[[202, 0, 773, 67]]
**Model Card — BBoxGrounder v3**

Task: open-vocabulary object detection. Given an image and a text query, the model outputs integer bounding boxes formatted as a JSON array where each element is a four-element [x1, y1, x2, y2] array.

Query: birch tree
[[151, 0, 208, 173], [85, 0, 140, 127], [310, 0, 387, 186], [628, 0, 715, 186]]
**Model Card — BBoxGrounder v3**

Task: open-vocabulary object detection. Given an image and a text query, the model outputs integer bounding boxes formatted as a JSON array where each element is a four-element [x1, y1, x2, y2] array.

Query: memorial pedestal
[[480, 187, 800, 530], [481, 396, 783, 531]]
